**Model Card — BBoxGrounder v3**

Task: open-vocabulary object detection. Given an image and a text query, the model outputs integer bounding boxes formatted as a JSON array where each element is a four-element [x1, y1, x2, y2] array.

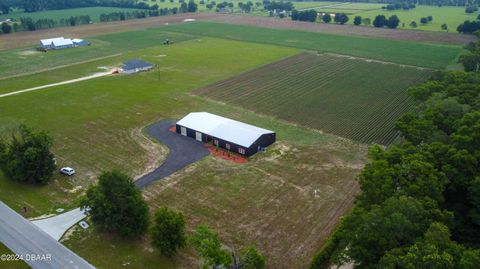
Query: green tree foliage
[[187, 0, 198, 12], [322, 13, 331, 23], [373, 14, 387, 27], [357, 145, 448, 208], [461, 249, 480, 269], [387, 15, 400, 29], [180, 2, 188, 13], [334, 13, 349, 25], [150, 207, 186, 258], [189, 225, 232, 269], [379, 222, 464, 269], [1, 22, 11, 33], [311, 71, 480, 268], [0, 125, 55, 184], [291, 9, 317, 22], [334, 196, 452, 267], [80, 170, 149, 237], [353, 16, 362, 26], [239, 246, 265, 269]]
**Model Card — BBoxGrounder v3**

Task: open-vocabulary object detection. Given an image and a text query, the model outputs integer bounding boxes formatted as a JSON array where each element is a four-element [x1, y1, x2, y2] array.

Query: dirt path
[[0, 71, 112, 98]]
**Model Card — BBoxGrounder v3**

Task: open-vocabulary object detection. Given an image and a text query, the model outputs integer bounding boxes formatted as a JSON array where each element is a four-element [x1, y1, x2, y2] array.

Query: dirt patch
[[209, 14, 476, 45], [204, 144, 248, 164], [131, 126, 168, 181], [17, 50, 41, 56], [143, 140, 367, 268]]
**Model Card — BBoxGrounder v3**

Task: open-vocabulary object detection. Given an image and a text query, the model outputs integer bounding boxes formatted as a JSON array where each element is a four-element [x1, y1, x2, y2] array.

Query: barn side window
[[238, 148, 245, 155], [214, 139, 219, 146], [226, 143, 230, 150]]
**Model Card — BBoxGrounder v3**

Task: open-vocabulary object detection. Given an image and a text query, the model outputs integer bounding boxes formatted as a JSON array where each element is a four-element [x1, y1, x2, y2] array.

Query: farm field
[[0, 7, 141, 22], [0, 38, 299, 216], [164, 21, 464, 69], [195, 52, 432, 145], [0, 38, 365, 269], [314, 3, 479, 32], [0, 29, 193, 78], [0, 35, 370, 268]]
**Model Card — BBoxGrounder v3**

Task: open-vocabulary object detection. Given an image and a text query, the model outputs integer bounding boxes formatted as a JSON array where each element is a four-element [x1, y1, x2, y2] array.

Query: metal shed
[[176, 112, 276, 156]]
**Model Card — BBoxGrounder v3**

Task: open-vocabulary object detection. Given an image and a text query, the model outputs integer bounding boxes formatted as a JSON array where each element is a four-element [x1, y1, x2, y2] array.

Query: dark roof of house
[[123, 59, 153, 70]]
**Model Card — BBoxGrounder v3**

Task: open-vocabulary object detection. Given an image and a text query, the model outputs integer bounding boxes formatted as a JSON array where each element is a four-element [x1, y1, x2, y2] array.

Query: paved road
[[0, 202, 95, 269], [135, 120, 210, 189], [32, 208, 88, 241]]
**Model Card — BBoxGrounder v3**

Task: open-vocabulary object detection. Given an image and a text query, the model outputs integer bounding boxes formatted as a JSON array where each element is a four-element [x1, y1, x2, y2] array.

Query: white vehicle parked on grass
[[60, 167, 75, 176]]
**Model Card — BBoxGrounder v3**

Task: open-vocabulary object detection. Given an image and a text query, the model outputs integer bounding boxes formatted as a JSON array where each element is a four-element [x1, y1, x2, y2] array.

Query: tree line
[[0, 0, 154, 14], [309, 43, 480, 269], [0, 1, 199, 35], [297, 0, 480, 7]]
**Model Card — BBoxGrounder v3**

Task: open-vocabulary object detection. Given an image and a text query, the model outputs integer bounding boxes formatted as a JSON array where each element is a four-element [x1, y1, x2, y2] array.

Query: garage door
[[195, 132, 202, 142]]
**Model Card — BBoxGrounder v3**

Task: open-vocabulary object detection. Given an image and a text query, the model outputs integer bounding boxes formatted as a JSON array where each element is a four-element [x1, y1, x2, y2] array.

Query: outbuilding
[[176, 112, 276, 157], [72, 39, 90, 47], [122, 59, 154, 74], [40, 37, 65, 50]]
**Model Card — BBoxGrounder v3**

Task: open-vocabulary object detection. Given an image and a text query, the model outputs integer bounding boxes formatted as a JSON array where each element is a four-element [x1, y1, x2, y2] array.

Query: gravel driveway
[[135, 120, 210, 189]]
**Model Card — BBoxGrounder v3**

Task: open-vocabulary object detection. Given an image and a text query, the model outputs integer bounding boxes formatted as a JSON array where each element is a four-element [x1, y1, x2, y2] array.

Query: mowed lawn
[[196, 52, 431, 145], [0, 38, 298, 216], [163, 21, 464, 69], [0, 37, 368, 268], [0, 29, 194, 78]]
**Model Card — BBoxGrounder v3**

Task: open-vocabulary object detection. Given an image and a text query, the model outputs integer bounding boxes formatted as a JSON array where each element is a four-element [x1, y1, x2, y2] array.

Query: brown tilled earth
[[0, 13, 218, 50], [209, 14, 476, 45], [0, 13, 474, 51]]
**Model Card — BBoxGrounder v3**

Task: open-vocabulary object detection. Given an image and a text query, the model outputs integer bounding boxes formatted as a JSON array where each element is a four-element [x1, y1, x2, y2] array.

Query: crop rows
[[195, 52, 432, 145]]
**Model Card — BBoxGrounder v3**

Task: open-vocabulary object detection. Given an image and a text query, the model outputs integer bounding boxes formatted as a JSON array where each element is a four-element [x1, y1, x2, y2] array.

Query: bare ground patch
[[143, 139, 367, 269]]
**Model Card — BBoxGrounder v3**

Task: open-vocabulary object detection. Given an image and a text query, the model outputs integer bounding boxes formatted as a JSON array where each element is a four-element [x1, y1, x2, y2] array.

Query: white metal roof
[[40, 37, 65, 46], [52, 38, 73, 47], [72, 38, 83, 43], [176, 112, 274, 147]]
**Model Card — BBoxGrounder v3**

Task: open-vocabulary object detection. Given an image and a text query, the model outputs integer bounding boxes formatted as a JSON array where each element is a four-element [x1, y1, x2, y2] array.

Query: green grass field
[[0, 16, 451, 268], [163, 21, 464, 69], [0, 29, 194, 79], [0, 7, 141, 23], [314, 3, 479, 32], [0, 38, 299, 216], [0, 35, 369, 268], [0, 243, 30, 269], [196, 52, 431, 145]]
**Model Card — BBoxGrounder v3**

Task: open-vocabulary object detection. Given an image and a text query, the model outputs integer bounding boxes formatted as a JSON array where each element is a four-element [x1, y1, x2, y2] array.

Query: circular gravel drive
[[135, 120, 210, 189]]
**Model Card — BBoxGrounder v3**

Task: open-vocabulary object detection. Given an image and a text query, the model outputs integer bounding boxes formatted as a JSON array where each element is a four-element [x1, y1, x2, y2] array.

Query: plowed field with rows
[[195, 53, 432, 145]]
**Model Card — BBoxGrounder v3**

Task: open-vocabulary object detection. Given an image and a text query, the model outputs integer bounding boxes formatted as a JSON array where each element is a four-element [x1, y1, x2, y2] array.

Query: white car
[[60, 167, 75, 176]]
